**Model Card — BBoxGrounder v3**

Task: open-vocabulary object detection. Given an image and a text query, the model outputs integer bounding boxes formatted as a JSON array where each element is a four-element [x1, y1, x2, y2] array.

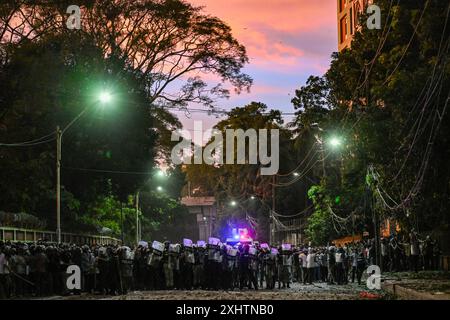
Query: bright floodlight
[[250, 196, 255, 200], [157, 186, 163, 192], [293, 172, 299, 177], [231, 201, 237, 206], [329, 137, 342, 148], [99, 91, 112, 104]]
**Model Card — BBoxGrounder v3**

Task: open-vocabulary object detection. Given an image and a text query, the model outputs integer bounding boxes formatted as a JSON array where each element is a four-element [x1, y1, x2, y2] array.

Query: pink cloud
[[189, 0, 337, 73]]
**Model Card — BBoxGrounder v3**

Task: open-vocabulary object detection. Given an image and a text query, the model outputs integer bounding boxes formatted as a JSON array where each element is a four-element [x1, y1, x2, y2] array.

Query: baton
[[6, 267, 36, 287]]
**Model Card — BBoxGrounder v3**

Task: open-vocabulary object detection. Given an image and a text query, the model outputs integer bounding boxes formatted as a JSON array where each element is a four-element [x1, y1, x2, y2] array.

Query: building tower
[[337, 0, 372, 52]]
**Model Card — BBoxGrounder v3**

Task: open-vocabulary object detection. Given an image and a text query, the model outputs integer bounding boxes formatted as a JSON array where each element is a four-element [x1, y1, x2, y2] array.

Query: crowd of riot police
[[0, 231, 442, 299]]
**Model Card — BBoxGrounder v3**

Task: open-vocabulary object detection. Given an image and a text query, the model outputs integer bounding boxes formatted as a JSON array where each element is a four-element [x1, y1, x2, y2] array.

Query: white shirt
[[335, 252, 343, 263], [306, 253, 316, 268], [300, 253, 307, 267]]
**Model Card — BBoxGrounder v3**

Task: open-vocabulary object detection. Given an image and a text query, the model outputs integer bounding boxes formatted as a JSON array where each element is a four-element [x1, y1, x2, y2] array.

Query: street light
[[156, 169, 165, 178], [99, 91, 112, 104], [157, 186, 163, 192], [230, 200, 237, 206], [56, 90, 113, 243], [329, 137, 342, 148]]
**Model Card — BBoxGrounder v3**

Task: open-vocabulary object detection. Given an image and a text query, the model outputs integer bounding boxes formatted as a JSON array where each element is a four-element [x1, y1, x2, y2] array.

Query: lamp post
[[328, 136, 344, 187], [311, 123, 343, 182], [56, 91, 113, 243], [134, 169, 168, 245]]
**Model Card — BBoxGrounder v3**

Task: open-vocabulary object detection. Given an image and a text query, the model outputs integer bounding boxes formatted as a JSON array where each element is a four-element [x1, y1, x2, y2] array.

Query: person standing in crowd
[[401, 235, 411, 271], [299, 249, 307, 284], [96, 246, 109, 294], [433, 240, 441, 270], [108, 247, 121, 295], [205, 242, 220, 290], [70, 245, 82, 295], [222, 245, 234, 290], [257, 245, 265, 289], [350, 246, 358, 284], [181, 243, 195, 290], [335, 246, 345, 285], [172, 244, 182, 290], [423, 235, 435, 270], [292, 248, 300, 284], [148, 245, 164, 290], [46, 246, 60, 295], [248, 246, 259, 290], [162, 241, 174, 290], [238, 244, 250, 290], [409, 231, 420, 272], [59, 245, 71, 296], [389, 235, 401, 272], [315, 249, 322, 282], [10, 247, 27, 297], [193, 245, 206, 289], [355, 247, 367, 285], [306, 248, 316, 285], [263, 247, 276, 289], [343, 245, 350, 284], [81, 245, 95, 293], [279, 245, 293, 289], [119, 246, 134, 294], [327, 246, 336, 285], [321, 248, 328, 282], [380, 238, 388, 272], [34, 245, 49, 297], [133, 245, 145, 290], [0, 245, 8, 299]]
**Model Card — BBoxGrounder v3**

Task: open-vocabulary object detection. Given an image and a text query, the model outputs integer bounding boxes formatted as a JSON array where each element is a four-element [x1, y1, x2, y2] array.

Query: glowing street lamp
[[156, 169, 166, 178], [230, 200, 237, 206], [157, 186, 163, 192], [56, 89, 114, 244], [293, 172, 299, 177], [99, 91, 112, 104], [329, 137, 342, 148]]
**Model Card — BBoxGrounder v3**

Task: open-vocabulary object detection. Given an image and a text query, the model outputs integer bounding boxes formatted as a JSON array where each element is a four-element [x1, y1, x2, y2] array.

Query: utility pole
[[136, 191, 139, 246], [56, 126, 62, 244], [367, 165, 381, 266]]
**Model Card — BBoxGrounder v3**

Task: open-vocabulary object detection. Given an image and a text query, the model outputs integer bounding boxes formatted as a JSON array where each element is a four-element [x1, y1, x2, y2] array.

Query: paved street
[[58, 282, 386, 300]]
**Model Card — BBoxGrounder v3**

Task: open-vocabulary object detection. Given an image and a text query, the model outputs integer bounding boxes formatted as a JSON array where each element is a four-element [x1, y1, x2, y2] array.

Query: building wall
[[337, 0, 371, 52], [181, 197, 217, 241]]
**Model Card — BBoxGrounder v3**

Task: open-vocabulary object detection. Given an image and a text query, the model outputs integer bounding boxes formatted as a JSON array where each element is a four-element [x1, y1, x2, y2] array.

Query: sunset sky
[[176, 0, 338, 131]]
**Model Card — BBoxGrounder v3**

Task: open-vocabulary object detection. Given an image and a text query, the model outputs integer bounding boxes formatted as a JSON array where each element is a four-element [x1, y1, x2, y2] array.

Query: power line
[[0, 131, 56, 146], [62, 166, 153, 175]]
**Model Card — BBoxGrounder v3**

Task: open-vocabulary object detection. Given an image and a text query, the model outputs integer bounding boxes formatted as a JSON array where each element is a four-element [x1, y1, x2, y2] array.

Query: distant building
[[337, 0, 372, 52], [181, 196, 217, 241]]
